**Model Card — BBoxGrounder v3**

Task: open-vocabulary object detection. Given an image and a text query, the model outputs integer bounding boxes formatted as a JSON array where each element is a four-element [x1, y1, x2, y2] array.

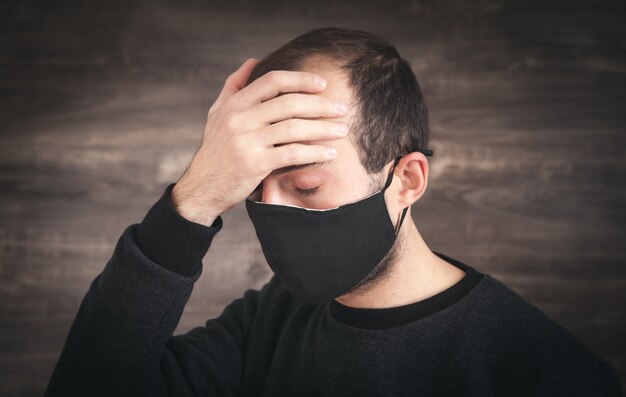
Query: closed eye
[[295, 186, 319, 198]]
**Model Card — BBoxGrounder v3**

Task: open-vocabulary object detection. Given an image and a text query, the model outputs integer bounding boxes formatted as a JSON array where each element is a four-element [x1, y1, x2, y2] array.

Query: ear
[[393, 151, 429, 208]]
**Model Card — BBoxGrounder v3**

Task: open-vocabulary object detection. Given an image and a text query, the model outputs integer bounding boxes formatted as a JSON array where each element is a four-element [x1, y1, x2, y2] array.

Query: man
[[45, 27, 621, 396]]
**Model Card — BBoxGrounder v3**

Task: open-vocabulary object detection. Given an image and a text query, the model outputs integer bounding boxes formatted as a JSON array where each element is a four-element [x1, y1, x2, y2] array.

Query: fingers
[[213, 58, 259, 109], [259, 119, 349, 146], [243, 93, 348, 125], [236, 70, 328, 105], [268, 143, 338, 171], [227, 58, 260, 93]]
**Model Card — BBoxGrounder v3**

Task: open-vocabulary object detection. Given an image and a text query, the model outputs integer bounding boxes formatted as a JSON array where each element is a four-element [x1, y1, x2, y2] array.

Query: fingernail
[[328, 147, 338, 156], [336, 123, 349, 135], [316, 76, 327, 88], [336, 102, 348, 113]]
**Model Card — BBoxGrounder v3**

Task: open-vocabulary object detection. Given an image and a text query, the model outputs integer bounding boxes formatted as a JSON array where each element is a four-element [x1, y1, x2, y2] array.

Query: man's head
[[246, 27, 431, 295], [246, 27, 430, 203]]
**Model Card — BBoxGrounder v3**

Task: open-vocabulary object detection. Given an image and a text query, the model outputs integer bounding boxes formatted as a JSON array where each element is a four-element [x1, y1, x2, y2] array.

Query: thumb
[[215, 58, 259, 105]]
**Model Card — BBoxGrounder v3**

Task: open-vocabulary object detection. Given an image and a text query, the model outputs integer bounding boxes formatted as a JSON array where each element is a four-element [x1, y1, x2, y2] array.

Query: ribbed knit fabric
[[329, 251, 483, 330], [45, 184, 623, 397], [135, 183, 223, 276]]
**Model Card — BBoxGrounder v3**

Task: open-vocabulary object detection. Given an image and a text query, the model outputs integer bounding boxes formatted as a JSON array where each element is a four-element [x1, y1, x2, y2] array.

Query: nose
[[261, 176, 283, 205]]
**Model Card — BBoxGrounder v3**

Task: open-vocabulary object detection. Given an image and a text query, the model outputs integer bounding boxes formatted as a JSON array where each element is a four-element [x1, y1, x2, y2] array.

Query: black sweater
[[45, 184, 622, 396]]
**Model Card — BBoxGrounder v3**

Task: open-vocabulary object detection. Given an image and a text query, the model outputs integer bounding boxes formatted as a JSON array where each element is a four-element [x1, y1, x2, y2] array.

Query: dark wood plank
[[1, 1, 625, 395]]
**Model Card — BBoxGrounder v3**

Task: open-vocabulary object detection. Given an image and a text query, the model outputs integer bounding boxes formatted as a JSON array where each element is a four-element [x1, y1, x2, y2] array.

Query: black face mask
[[245, 150, 433, 305]]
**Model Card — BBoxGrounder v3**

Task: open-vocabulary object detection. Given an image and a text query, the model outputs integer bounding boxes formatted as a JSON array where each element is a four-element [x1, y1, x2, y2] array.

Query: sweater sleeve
[[44, 184, 256, 397], [134, 183, 223, 276]]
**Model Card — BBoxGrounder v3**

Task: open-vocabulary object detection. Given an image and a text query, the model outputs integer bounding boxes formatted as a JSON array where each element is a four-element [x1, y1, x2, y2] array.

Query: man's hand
[[171, 58, 349, 226]]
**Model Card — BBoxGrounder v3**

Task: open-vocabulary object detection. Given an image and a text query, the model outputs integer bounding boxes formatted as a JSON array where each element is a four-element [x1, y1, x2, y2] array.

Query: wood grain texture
[[1, 1, 625, 395]]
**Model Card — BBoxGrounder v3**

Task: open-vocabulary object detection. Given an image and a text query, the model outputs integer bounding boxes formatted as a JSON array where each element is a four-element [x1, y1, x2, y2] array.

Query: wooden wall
[[1, 1, 625, 395]]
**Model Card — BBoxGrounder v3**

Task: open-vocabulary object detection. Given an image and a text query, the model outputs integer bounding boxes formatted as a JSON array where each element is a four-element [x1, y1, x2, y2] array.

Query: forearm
[[45, 184, 223, 397]]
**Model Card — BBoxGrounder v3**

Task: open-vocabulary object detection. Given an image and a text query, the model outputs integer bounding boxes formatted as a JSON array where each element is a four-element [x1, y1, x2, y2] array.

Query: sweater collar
[[329, 251, 484, 330]]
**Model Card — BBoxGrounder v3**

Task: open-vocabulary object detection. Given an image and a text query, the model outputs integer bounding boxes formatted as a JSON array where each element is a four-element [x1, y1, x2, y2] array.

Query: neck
[[335, 216, 466, 309]]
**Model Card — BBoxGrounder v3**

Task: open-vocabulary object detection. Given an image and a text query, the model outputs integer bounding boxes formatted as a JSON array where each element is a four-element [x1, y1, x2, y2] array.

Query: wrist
[[171, 182, 221, 227], [135, 183, 223, 276]]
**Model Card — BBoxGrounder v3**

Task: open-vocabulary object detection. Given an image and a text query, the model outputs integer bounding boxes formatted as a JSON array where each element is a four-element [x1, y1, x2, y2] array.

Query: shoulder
[[459, 274, 622, 395], [472, 275, 584, 348]]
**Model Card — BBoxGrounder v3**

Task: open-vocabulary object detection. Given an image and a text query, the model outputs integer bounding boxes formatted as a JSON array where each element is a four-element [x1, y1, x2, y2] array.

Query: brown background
[[1, 1, 625, 395]]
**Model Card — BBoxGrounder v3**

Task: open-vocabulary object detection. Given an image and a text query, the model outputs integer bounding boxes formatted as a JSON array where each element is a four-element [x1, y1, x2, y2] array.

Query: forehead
[[268, 57, 366, 179], [300, 56, 353, 102]]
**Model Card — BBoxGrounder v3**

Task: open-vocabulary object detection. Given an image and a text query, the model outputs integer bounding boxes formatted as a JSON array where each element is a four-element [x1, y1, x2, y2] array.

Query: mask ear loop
[[381, 157, 400, 192], [382, 157, 409, 236], [382, 148, 434, 236]]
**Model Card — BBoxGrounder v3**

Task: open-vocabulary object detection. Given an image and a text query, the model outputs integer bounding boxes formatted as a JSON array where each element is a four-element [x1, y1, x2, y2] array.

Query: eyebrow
[[270, 161, 331, 176]]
